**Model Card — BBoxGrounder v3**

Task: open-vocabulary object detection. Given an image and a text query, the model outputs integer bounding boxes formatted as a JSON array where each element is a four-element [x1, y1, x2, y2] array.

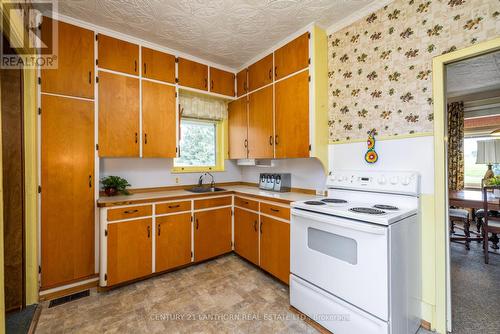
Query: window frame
[[463, 135, 499, 189], [171, 117, 227, 173]]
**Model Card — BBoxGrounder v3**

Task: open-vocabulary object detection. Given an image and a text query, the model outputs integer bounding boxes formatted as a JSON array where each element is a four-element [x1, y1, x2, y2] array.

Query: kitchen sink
[[186, 186, 226, 193]]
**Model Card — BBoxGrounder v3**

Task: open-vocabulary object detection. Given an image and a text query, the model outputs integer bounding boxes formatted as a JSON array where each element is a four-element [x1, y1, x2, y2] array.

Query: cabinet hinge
[[175, 78, 179, 83], [309, 144, 311, 151], [190, 216, 193, 222], [175, 57, 179, 63], [231, 209, 234, 216], [96, 59, 98, 66], [38, 107, 41, 115], [175, 92, 177, 98], [308, 75, 311, 82], [308, 58, 311, 65], [308, 32, 311, 39], [190, 251, 193, 258], [96, 144, 99, 150], [95, 34, 98, 41], [38, 185, 41, 193], [104, 229, 108, 236], [96, 76, 99, 83], [231, 241, 233, 247], [38, 265, 41, 274], [38, 77, 41, 85], [104, 273, 107, 280]]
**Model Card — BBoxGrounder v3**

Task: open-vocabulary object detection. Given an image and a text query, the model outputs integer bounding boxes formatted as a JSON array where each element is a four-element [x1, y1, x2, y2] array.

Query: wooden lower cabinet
[[107, 218, 152, 286], [234, 208, 259, 265], [155, 213, 192, 272], [260, 216, 290, 284], [194, 207, 232, 262]]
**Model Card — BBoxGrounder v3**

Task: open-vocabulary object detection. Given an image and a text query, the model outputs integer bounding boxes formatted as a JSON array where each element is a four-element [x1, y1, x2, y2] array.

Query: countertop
[[97, 185, 321, 207]]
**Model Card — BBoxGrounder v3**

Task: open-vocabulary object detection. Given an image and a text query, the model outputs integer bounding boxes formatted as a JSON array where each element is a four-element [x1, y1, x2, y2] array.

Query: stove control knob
[[390, 176, 399, 185], [377, 176, 387, 185], [401, 176, 411, 185]]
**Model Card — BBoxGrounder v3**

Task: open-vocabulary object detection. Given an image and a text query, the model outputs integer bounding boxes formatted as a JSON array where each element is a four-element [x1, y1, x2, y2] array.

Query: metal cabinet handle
[[168, 204, 180, 209], [88, 175, 92, 188], [244, 139, 248, 148], [135, 132, 138, 144], [269, 136, 273, 146], [243, 201, 249, 205], [158, 223, 161, 236], [274, 66, 277, 78], [268, 69, 272, 80], [144, 133, 148, 144], [134, 60, 137, 73], [196, 218, 199, 229], [211, 80, 214, 90], [275, 135, 279, 145], [147, 225, 150, 238], [144, 63, 147, 75], [89, 71, 92, 84], [254, 220, 257, 232], [124, 209, 139, 214], [243, 82, 247, 92], [204, 78, 207, 88], [260, 222, 263, 234], [270, 208, 280, 212]]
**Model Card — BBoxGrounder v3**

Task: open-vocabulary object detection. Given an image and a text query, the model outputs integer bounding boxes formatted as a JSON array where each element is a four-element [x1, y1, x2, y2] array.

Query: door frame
[[432, 37, 500, 333]]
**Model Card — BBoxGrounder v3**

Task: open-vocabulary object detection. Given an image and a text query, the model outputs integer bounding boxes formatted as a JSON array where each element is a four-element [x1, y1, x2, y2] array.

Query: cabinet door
[[98, 71, 140, 157], [260, 216, 290, 284], [228, 96, 248, 159], [107, 218, 152, 286], [274, 32, 309, 80], [41, 95, 94, 288], [248, 53, 273, 92], [275, 70, 309, 158], [156, 213, 192, 272], [41, 17, 94, 99], [142, 81, 177, 158], [236, 69, 248, 97], [210, 67, 235, 96], [142, 47, 175, 83], [234, 208, 259, 265], [177, 58, 208, 91], [194, 208, 232, 262], [98, 34, 139, 75], [248, 85, 273, 159]]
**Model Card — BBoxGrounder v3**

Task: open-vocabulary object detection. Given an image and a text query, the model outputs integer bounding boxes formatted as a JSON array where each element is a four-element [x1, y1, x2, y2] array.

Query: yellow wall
[[0, 46, 5, 334]]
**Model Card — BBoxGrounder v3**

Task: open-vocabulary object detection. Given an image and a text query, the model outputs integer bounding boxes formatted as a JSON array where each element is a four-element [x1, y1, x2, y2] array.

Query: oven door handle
[[291, 208, 387, 235]]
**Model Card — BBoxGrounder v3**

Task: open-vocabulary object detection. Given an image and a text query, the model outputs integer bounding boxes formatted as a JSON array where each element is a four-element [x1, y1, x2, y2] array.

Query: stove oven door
[[291, 208, 389, 321]]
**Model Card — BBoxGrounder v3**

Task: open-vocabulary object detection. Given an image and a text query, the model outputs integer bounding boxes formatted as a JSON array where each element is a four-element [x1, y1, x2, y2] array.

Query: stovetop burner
[[373, 204, 399, 210], [304, 201, 326, 206], [349, 207, 386, 215], [321, 198, 348, 204]]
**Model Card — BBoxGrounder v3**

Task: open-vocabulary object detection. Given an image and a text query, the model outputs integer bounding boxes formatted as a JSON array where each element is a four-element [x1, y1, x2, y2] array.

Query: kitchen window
[[464, 136, 500, 188], [173, 118, 225, 172]]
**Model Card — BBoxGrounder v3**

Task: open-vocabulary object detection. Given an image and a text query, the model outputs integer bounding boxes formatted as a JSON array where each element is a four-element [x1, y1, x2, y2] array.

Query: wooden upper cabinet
[[274, 32, 309, 80], [98, 34, 139, 75], [236, 69, 248, 97], [155, 213, 192, 272], [194, 208, 232, 262], [41, 95, 94, 288], [41, 17, 94, 99], [228, 97, 248, 159], [210, 67, 235, 97], [107, 218, 152, 286], [274, 70, 309, 159], [260, 216, 290, 284], [248, 85, 273, 159], [177, 58, 208, 91], [234, 208, 259, 266], [98, 71, 140, 157], [142, 47, 175, 83], [248, 53, 273, 92], [142, 81, 177, 158]]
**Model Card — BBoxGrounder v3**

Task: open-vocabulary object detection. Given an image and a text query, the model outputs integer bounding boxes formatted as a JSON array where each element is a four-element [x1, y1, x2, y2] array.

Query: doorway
[[444, 49, 500, 333]]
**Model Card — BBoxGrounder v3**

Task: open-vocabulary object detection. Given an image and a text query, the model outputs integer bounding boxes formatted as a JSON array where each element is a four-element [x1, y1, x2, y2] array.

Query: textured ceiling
[[56, 0, 374, 69], [447, 51, 500, 97]]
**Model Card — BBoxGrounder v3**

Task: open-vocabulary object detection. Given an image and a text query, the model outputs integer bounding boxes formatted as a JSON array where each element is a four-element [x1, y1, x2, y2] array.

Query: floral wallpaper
[[327, 0, 500, 142]]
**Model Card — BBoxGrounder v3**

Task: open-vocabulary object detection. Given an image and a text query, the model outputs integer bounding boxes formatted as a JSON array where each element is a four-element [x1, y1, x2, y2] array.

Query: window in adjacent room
[[463, 136, 500, 188]]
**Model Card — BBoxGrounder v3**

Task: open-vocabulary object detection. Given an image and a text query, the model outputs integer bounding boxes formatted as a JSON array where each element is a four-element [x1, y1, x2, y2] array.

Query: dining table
[[449, 189, 500, 211]]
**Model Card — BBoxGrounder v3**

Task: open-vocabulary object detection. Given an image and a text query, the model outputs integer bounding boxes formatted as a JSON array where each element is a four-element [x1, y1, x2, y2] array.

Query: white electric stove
[[290, 170, 421, 334]]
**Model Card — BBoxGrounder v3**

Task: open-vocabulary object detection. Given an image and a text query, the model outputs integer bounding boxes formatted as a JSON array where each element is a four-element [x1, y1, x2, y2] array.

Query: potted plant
[[100, 176, 131, 196], [486, 176, 500, 197]]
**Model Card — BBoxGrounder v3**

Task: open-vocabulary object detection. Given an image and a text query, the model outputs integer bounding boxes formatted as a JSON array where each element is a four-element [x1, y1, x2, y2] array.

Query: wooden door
[[210, 67, 235, 96], [194, 208, 232, 262], [156, 213, 192, 272], [228, 97, 248, 159], [236, 69, 248, 97], [274, 70, 309, 158], [41, 95, 94, 288], [234, 208, 259, 265], [248, 85, 273, 159], [107, 218, 152, 285], [98, 71, 140, 157], [274, 32, 309, 80], [41, 17, 94, 99], [142, 81, 176, 158], [142, 47, 175, 83], [177, 58, 208, 91], [248, 54, 273, 92], [98, 34, 139, 75], [260, 216, 290, 284]]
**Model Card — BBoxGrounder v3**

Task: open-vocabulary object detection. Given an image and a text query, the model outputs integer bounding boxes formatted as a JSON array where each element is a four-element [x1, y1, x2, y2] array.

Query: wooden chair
[[449, 208, 472, 250], [481, 185, 500, 264]]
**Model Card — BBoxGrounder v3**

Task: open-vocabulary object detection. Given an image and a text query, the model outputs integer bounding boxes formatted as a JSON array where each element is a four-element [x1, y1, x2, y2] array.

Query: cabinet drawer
[[260, 202, 290, 220], [234, 196, 259, 211], [156, 201, 191, 215], [107, 205, 152, 221], [194, 196, 232, 210]]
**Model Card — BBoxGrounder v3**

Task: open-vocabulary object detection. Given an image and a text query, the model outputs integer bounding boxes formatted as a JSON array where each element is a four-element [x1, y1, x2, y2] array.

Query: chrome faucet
[[198, 172, 215, 190]]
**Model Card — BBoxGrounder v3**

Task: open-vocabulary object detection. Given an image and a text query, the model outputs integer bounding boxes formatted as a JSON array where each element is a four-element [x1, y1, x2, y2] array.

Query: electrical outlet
[[175, 177, 179, 184]]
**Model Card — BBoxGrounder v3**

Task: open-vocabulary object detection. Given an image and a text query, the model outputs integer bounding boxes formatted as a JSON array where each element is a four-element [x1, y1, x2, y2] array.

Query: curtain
[[179, 93, 228, 120], [448, 101, 465, 190]]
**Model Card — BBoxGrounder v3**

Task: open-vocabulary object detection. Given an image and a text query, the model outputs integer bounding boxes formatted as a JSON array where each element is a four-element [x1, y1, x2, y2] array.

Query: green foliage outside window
[[174, 119, 216, 167]]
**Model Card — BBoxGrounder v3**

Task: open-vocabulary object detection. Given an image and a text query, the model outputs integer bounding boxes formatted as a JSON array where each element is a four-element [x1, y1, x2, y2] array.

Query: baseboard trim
[[39, 279, 98, 302]]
